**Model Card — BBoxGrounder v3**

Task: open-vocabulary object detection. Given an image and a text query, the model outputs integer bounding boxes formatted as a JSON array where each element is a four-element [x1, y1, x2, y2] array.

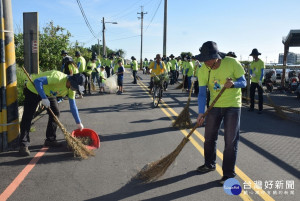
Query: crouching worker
[[19, 70, 85, 156]]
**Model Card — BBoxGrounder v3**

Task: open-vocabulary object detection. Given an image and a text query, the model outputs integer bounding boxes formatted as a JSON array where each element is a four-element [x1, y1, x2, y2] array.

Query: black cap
[[226, 51, 237, 58], [249, 48, 261, 56], [195, 41, 226, 62], [63, 56, 73, 63], [75, 51, 80, 56], [61, 50, 68, 55], [68, 73, 85, 92]]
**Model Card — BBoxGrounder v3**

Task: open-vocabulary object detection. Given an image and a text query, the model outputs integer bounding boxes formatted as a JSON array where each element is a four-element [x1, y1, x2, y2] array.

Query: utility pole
[[98, 39, 100, 56], [163, 0, 167, 57], [138, 6, 147, 70], [102, 17, 106, 57], [102, 17, 117, 58]]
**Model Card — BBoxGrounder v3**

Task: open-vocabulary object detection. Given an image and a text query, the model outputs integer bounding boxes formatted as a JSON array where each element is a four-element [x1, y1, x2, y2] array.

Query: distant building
[[278, 52, 300, 64]]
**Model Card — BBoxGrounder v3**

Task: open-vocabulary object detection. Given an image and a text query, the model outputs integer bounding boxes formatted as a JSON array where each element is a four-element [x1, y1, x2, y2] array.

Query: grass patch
[[16, 67, 28, 106]]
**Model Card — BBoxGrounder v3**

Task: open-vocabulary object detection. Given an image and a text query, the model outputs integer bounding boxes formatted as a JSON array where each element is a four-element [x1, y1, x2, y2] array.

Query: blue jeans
[[133, 70, 137, 84], [204, 107, 241, 177], [92, 72, 101, 88]]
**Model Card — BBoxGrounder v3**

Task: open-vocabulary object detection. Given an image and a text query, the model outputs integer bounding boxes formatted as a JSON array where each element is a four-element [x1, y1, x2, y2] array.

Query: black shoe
[[196, 165, 216, 173], [257, 111, 263, 114], [44, 140, 63, 147], [248, 108, 254, 112], [19, 146, 30, 156], [219, 176, 230, 185]]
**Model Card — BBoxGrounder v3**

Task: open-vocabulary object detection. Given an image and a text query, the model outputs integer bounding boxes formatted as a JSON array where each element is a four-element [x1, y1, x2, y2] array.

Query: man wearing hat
[[195, 41, 246, 185], [75, 51, 86, 74], [148, 54, 167, 92], [19, 70, 85, 156], [131, 56, 138, 84], [249, 48, 265, 114], [84, 57, 97, 95], [61, 50, 73, 73], [169, 54, 177, 84]]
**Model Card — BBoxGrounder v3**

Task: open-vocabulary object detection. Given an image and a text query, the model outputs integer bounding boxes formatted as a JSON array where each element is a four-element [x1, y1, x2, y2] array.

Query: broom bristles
[[175, 82, 183, 89], [58, 121, 95, 159], [172, 99, 192, 129], [135, 137, 189, 182]]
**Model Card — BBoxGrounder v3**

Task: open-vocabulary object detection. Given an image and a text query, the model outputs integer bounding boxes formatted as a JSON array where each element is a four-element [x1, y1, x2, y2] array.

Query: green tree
[[39, 21, 71, 71], [14, 33, 24, 67]]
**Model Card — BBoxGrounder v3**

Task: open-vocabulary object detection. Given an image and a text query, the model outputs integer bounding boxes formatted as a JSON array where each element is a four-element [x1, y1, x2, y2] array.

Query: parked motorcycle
[[288, 70, 299, 92], [264, 71, 274, 92]]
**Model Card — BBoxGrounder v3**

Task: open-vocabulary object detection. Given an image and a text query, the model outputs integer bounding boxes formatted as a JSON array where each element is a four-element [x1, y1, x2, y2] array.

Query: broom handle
[[188, 81, 194, 99], [186, 87, 226, 139], [21, 66, 65, 132]]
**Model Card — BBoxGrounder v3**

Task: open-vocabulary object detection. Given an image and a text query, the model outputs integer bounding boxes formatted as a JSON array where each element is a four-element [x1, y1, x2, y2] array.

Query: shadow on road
[[85, 171, 220, 201], [100, 127, 172, 142]]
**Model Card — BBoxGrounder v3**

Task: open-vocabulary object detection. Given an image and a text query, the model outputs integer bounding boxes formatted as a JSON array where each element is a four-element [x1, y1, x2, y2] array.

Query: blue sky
[[12, 0, 300, 63]]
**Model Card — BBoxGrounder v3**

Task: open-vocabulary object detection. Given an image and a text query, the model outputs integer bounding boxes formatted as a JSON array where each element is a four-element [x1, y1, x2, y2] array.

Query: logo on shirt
[[213, 78, 221, 91], [50, 90, 58, 96]]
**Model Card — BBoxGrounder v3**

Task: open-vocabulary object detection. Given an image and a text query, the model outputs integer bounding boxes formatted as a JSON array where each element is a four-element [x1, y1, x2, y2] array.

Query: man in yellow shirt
[[249, 48, 265, 114], [148, 54, 167, 92], [195, 41, 246, 185]]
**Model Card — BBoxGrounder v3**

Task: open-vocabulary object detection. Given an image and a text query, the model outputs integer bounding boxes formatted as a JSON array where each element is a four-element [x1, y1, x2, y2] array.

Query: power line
[[145, 0, 162, 32], [108, 35, 140, 42], [107, 0, 154, 21], [76, 0, 98, 39], [107, 0, 142, 20]]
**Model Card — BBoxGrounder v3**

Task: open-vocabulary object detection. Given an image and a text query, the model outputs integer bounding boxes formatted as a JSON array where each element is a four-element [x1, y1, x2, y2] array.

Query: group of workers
[[18, 40, 265, 186]]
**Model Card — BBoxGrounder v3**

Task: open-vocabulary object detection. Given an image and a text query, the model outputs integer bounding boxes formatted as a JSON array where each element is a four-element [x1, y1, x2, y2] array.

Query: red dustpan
[[71, 128, 100, 150]]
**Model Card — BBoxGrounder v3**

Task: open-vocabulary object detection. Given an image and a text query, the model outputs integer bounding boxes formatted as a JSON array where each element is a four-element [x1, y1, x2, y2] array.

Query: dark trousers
[[184, 76, 188, 89], [133, 70, 137, 84], [204, 107, 241, 177], [105, 66, 111, 78], [20, 88, 60, 147], [250, 82, 263, 111], [170, 70, 177, 84], [194, 81, 199, 95], [84, 73, 91, 94]]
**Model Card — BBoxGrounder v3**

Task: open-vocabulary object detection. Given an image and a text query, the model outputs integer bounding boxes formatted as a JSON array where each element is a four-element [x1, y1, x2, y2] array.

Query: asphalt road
[[0, 70, 299, 201]]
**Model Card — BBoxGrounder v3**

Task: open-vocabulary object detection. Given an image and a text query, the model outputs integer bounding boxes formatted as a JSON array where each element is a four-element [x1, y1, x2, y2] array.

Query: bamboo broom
[[260, 84, 286, 119], [22, 67, 94, 159], [175, 75, 184, 89], [172, 81, 194, 129], [135, 87, 226, 182]]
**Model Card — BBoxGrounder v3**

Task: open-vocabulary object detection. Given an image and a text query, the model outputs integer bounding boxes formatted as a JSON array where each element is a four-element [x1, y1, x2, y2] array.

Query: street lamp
[[102, 17, 117, 57]]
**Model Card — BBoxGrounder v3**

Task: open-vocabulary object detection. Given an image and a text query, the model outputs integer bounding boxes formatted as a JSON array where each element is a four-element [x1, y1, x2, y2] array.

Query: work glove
[[258, 81, 262, 87], [42, 99, 50, 108], [191, 76, 197, 82], [77, 123, 84, 131]]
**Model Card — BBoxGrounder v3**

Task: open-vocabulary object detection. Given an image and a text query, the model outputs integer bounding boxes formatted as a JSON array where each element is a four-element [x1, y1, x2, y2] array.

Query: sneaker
[[19, 146, 30, 156], [196, 165, 216, 173], [248, 108, 254, 112], [44, 140, 63, 147], [219, 176, 232, 185]]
